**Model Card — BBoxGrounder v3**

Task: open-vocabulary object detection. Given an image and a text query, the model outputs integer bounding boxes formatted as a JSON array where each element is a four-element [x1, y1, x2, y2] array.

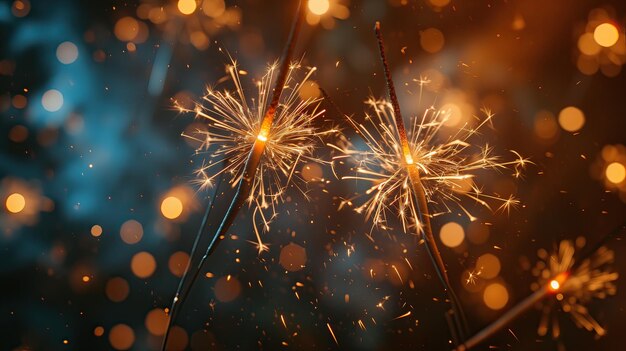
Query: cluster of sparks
[[331, 94, 529, 234], [532, 239, 618, 338], [178, 60, 331, 252]]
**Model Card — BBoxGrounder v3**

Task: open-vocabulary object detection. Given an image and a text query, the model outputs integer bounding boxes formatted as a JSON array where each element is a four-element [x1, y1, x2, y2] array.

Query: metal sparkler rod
[[161, 2, 306, 350], [456, 284, 552, 351], [374, 21, 470, 343]]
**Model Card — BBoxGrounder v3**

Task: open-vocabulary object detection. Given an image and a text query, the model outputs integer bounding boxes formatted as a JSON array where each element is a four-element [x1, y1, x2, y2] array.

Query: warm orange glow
[[308, 0, 330, 16], [593, 23, 619, 48], [114, 17, 139, 42], [6, 193, 26, 213], [548, 272, 569, 293], [94, 326, 105, 337], [177, 0, 197, 15], [161, 196, 183, 219], [120, 219, 143, 244], [91, 224, 103, 237], [606, 162, 626, 184], [145, 308, 168, 336], [549, 279, 560, 291], [420, 27, 445, 54], [483, 283, 509, 310], [109, 324, 135, 350], [257, 127, 269, 142], [82, 275, 91, 283], [558, 106, 585, 132], [404, 153, 414, 165], [439, 222, 465, 248], [130, 251, 156, 278]]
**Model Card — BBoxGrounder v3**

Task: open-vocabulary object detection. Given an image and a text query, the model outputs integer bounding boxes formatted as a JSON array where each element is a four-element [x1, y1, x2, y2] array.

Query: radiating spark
[[326, 323, 339, 345], [532, 240, 618, 338], [357, 319, 366, 330], [392, 311, 412, 320], [179, 60, 333, 251], [465, 267, 482, 285], [332, 97, 528, 233], [391, 264, 403, 284], [376, 296, 390, 310], [280, 314, 287, 329]]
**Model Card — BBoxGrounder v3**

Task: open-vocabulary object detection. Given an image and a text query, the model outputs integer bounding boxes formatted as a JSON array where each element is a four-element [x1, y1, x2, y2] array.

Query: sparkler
[[161, 1, 318, 349], [330, 22, 528, 344], [456, 221, 624, 351]]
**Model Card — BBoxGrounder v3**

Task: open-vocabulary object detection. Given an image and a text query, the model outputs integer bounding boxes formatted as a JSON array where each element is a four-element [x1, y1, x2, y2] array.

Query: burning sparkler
[[161, 1, 326, 349], [532, 239, 618, 338], [330, 22, 528, 344], [180, 59, 329, 251], [456, 221, 624, 350]]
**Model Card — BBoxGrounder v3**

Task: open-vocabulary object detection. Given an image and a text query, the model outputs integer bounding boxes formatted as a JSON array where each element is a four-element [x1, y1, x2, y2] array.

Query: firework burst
[[179, 60, 330, 251], [532, 239, 618, 338]]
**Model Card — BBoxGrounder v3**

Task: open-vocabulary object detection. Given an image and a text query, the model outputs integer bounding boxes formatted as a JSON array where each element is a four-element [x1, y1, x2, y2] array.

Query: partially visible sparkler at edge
[[532, 239, 618, 338], [179, 60, 333, 253], [456, 224, 623, 351]]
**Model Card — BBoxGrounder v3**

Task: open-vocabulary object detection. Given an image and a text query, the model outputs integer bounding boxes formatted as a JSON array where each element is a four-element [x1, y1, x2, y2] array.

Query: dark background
[[1, 0, 625, 350]]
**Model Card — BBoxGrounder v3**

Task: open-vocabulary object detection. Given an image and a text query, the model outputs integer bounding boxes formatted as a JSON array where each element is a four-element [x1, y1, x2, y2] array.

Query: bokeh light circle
[[56, 41, 79, 64], [5, 193, 26, 213], [606, 162, 626, 184], [558, 106, 585, 132], [308, 0, 330, 15], [483, 283, 509, 310], [594, 23, 619, 48], [161, 196, 183, 219], [41, 89, 64, 112], [109, 324, 135, 350], [439, 222, 465, 248]]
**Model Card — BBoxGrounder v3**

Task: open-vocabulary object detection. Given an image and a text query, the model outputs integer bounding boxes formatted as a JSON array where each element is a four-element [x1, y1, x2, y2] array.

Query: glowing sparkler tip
[[549, 279, 560, 292], [257, 133, 268, 142]]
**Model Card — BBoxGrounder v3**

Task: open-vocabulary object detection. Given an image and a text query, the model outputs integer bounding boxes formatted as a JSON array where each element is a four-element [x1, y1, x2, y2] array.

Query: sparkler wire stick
[[374, 21, 469, 342], [456, 219, 626, 351], [161, 1, 306, 350]]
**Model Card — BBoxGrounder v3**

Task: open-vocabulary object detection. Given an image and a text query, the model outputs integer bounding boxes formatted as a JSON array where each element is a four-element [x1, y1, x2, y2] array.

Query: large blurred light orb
[[476, 253, 500, 279], [420, 28, 445, 53], [178, 0, 197, 15], [558, 106, 585, 132], [114, 17, 139, 42], [594, 23, 619, 47], [483, 283, 509, 310], [161, 196, 183, 219], [41, 89, 64, 112], [6, 193, 26, 213], [308, 0, 330, 16], [145, 308, 168, 336], [214, 276, 241, 302], [56, 41, 78, 64], [109, 324, 135, 350], [120, 219, 144, 244], [130, 251, 156, 278], [439, 222, 464, 248], [606, 162, 626, 184]]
